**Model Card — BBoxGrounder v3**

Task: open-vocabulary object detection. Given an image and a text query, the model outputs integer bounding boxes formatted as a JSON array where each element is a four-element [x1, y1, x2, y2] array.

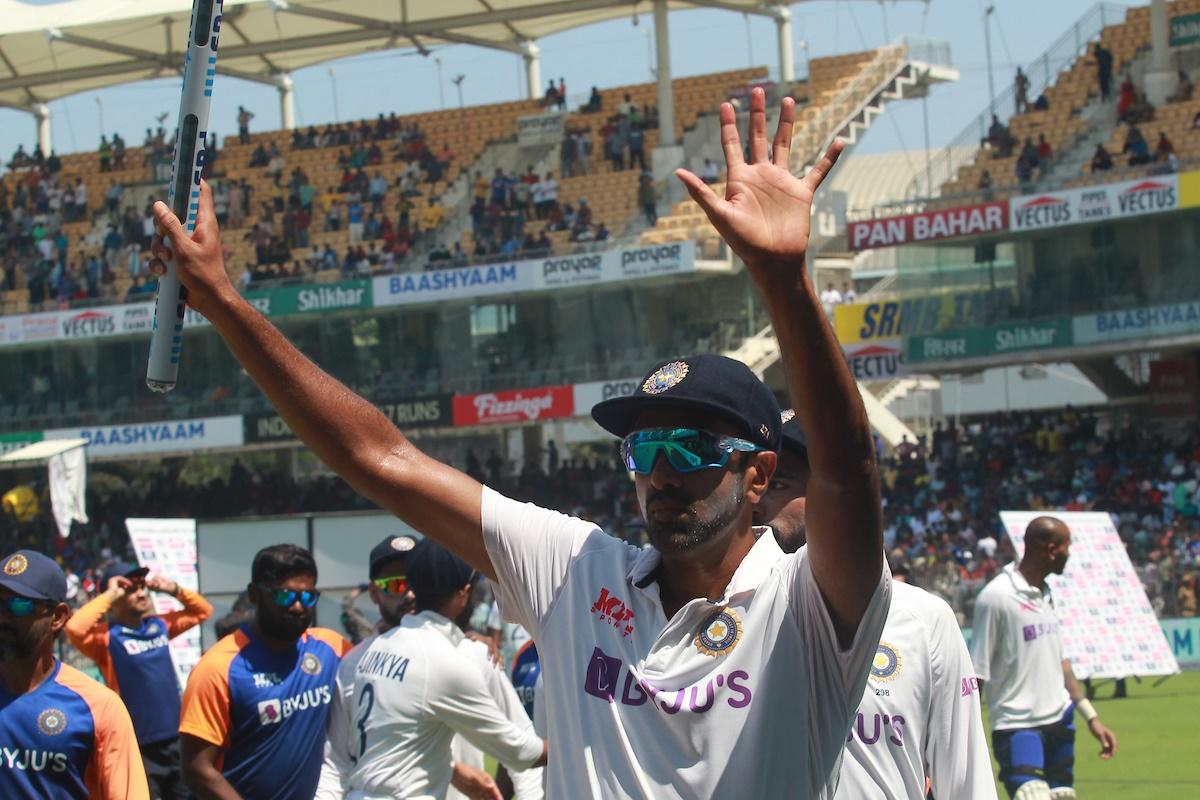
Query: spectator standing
[[98, 135, 112, 173], [701, 158, 720, 184], [820, 281, 843, 315], [638, 173, 657, 226], [627, 125, 647, 171], [1013, 67, 1030, 114], [237, 105, 254, 145], [1094, 43, 1114, 101], [65, 562, 213, 800], [368, 171, 388, 214], [841, 281, 856, 304], [347, 198, 365, 244]]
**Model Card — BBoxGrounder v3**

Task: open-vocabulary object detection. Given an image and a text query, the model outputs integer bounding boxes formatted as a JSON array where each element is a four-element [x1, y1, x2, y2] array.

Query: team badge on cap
[[643, 361, 689, 395], [37, 709, 67, 736], [780, 409, 796, 424], [390, 536, 415, 552], [695, 607, 742, 657], [3, 554, 28, 576], [871, 642, 902, 681], [300, 653, 322, 676]]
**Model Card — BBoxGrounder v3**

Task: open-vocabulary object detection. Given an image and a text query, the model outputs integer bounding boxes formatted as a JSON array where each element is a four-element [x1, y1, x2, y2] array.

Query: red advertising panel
[[1149, 358, 1198, 418], [453, 385, 575, 426], [848, 200, 1009, 251]]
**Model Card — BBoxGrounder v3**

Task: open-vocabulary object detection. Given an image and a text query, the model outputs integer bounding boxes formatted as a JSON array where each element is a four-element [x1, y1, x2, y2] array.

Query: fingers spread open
[[802, 139, 845, 194], [719, 102, 745, 170], [675, 168, 726, 220], [772, 96, 796, 167], [748, 87, 769, 163]]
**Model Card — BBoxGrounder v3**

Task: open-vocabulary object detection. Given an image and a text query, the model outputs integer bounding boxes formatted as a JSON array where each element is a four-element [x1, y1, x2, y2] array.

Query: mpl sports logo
[[590, 587, 635, 638], [1011, 193, 1071, 230]]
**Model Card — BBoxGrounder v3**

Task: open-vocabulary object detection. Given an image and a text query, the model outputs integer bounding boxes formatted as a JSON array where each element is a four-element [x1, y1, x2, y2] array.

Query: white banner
[[1009, 174, 1179, 232], [517, 111, 566, 146], [571, 377, 641, 416], [843, 338, 905, 381], [45, 415, 244, 458], [373, 242, 696, 308], [48, 444, 87, 538], [125, 518, 202, 688], [999, 511, 1179, 679]]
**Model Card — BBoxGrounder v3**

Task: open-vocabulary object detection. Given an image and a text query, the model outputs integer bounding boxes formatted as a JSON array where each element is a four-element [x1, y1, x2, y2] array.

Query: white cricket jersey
[[447, 638, 544, 800], [315, 611, 543, 800], [482, 488, 891, 799], [833, 582, 996, 800], [971, 564, 1071, 730]]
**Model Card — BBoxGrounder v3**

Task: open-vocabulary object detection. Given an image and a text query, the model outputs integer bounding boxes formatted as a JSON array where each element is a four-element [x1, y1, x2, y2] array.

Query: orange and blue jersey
[[179, 624, 350, 800], [64, 587, 212, 745], [0, 660, 149, 799], [511, 640, 540, 720]]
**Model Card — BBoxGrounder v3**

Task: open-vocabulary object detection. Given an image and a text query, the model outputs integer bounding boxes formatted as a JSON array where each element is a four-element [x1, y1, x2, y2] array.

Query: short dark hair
[[251, 544, 318, 586]]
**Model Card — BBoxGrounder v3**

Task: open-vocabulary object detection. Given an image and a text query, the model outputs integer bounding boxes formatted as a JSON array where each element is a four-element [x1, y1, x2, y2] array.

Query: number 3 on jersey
[[354, 682, 375, 762]]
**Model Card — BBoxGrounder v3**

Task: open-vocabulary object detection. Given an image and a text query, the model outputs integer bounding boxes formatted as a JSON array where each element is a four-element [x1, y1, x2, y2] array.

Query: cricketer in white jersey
[[833, 581, 996, 799], [758, 410, 995, 800], [972, 517, 1117, 799], [484, 487, 889, 799], [153, 90, 885, 800], [316, 610, 543, 799]]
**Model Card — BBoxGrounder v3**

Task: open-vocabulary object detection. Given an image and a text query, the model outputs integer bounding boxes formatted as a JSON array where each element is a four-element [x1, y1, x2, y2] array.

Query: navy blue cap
[[99, 561, 149, 590], [779, 409, 809, 462], [369, 534, 417, 579], [0, 550, 67, 603], [405, 539, 477, 601], [591, 354, 782, 451]]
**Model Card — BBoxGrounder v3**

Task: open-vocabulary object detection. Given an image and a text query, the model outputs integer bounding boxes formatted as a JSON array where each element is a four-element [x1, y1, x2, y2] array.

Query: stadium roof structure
[[0, 0, 918, 112]]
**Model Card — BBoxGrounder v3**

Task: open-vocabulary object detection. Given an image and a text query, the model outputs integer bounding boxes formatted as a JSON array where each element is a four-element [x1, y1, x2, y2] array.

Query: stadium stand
[[937, 0, 1200, 202]]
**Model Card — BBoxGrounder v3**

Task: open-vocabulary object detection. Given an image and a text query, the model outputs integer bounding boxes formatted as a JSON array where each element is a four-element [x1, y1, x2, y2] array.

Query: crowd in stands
[[5, 406, 1197, 627]]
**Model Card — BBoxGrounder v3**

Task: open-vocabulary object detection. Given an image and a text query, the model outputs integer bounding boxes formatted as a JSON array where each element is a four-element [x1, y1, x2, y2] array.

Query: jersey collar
[[627, 525, 784, 605], [1005, 563, 1049, 600], [405, 609, 464, 647]]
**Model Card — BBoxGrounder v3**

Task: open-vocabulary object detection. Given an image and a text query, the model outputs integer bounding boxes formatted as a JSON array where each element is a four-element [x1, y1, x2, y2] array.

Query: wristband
[[1076, 698, 1098, 722]]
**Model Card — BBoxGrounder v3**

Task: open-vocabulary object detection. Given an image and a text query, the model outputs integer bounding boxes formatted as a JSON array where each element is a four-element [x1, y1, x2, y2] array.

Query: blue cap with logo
[[368, 534, 418, 579], [0, 550, 67, 603], [99, 561, 149, 590], [591, 354, 782, 451], [405, 538, 477, 601]]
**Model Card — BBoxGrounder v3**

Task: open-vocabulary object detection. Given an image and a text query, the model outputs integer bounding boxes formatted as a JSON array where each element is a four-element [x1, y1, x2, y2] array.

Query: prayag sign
[[847, 200, 1008, 251], [906, 319, 1072, 364]]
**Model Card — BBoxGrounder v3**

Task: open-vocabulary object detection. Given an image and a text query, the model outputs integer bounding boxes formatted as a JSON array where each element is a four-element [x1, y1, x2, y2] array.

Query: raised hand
[[145, 574, 179, 595], [674, 86, 842, 281], [149, 179, 233, 318]]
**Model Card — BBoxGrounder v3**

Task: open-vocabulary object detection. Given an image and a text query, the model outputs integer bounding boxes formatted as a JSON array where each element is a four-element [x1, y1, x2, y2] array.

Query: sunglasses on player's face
[[372, 575, 409, 596], [0, 595, 40, 617], [258, 584, 321, 609], [621, 427, 766, 475]]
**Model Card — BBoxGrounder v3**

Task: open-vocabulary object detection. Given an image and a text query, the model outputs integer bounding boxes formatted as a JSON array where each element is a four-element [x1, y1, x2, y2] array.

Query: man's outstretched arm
[[151, 182, 492, 578], [676, 88, 883, 644]]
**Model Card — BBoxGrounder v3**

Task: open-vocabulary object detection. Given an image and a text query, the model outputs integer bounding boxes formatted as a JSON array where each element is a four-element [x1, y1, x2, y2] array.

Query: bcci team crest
[[694, 607, 742, 657], [642, 361, 689, 395], [871, 642, 902, 681], [300, 653, 322, 676], [3, 554, 28, 576], [37, 709, 67, 736], [390, 536, 415, 552], [780, 409, 796, 424]]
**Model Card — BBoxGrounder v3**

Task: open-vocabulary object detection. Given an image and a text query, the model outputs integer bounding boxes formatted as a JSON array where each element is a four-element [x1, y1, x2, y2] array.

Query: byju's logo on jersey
[[870, 642, 902, 681], [257, 699, 283, 726], [694, 607, 742, 657], [36, 709, 67, 736]]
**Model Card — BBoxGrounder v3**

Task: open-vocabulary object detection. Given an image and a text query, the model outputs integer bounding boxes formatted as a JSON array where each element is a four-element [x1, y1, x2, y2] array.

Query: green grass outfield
[[982, 670, 1200, 799], [487, 672, 1200, 797]]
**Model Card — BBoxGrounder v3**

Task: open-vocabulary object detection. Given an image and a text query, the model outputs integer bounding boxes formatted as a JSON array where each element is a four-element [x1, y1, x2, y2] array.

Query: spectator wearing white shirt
[[819, 282, 842, 315]]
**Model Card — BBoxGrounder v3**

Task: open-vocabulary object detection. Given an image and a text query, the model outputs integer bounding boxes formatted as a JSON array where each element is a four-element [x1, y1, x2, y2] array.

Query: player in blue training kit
[[179, 544, 349, 799], [66, 561, 212, 798], [0, 549, 149, 799]]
